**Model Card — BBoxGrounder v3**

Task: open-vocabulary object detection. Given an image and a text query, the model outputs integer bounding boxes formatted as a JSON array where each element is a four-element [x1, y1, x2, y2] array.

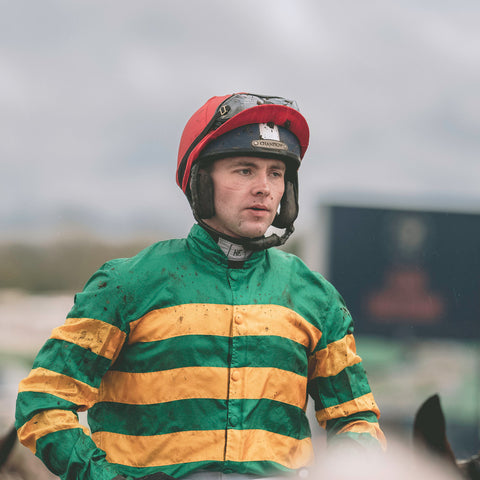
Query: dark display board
[[328, 205, 480, 339]]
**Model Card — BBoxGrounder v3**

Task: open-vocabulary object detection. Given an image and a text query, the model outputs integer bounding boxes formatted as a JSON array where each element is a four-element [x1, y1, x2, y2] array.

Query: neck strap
[[196, 217, 294, 252]]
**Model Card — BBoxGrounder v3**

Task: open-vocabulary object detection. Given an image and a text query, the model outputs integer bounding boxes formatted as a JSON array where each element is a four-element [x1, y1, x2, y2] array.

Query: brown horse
[[413, 394, 480, 480]]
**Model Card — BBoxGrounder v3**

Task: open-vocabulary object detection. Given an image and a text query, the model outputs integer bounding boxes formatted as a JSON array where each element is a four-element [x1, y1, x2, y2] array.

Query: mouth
[[247, 205, 269, 212], [245, 205, 271, 218]]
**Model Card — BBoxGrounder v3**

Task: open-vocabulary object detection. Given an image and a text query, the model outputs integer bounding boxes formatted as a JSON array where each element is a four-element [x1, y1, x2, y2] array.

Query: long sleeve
[[15, 263, 128, 480], [307, 286, 387, 450]]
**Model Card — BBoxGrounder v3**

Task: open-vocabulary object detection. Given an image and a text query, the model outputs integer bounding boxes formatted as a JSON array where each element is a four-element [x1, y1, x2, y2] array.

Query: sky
[[2, 0, 480, 242]]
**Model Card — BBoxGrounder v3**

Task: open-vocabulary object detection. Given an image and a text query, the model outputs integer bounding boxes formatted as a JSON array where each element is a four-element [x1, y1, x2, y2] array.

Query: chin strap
[[196, 217, 294, 252]]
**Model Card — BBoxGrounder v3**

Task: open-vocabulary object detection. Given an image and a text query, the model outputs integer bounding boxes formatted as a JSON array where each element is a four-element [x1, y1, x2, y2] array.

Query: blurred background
[[1, 0, 479, 469]]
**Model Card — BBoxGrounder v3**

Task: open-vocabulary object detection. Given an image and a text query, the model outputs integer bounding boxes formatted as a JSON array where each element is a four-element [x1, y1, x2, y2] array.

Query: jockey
[[16, 93, 386, 480]]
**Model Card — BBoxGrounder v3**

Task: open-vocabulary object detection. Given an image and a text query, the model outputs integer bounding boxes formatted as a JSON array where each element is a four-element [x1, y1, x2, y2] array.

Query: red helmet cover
[[176, 93, 309, 193]]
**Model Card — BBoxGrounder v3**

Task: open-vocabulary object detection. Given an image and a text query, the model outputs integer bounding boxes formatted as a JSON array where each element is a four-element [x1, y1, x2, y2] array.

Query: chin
[[239, 226, 270, 239], [225, 218, 272, 239]]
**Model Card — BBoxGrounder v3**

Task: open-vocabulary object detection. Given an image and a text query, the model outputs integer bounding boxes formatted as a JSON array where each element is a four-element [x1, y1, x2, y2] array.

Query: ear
[[190, 164, 215, 219], [413, 394, 457, 463]]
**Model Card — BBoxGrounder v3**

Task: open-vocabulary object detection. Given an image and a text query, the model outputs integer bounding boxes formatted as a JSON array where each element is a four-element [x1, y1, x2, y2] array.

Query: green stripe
[[15, 391, 78, 428], [229, 399, 311, 439], [307, 363, 372, 409], [88, 398, 310, 439], [66, 226, 332, 336], [233, 336, 307, 376], [113, 335, 228, 372], [88, 398, 227, 435], [33, 338, 110, 388], [113, 335, 307, 375], [112, 460, 292, 479]]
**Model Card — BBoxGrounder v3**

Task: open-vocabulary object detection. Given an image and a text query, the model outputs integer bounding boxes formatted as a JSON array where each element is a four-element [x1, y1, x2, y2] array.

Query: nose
[[251, 171, 271, 196]]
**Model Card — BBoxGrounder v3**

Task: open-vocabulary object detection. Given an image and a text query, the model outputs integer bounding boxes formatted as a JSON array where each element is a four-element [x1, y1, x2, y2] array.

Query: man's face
[[202, 156, 286, 239]]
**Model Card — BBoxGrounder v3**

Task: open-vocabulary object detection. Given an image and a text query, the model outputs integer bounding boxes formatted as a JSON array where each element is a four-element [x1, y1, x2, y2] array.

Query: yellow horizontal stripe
[[129, 304, 233, 343], [18, 367, 98, 409], [128, 304, 322, 350], [17, 409, 90, 454], [233, 305, 322, 349], [226, 429, 313, 469], [94, 429, 226, 467], [93, 429, 313, 469], [308, 334, 361, 378], [315, 393, 380, 422], [337, 420, 387, 450], [229, 367, 307, 409], [99, 367, 228, 404], [99, 366, 307, 409], [50, 317, 126, 361]]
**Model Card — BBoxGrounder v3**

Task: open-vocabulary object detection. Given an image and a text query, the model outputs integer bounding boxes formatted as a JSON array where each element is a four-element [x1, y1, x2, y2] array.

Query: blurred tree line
[[0, 238, 153, 293]]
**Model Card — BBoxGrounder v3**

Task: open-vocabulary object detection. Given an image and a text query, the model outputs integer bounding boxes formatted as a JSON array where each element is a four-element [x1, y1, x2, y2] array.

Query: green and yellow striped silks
[[16, 224, 385, 480]]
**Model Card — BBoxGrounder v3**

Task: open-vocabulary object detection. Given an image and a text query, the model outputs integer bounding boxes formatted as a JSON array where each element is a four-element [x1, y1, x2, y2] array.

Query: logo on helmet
[[251, 139, 288, 150], [252, 122, 288, 151]]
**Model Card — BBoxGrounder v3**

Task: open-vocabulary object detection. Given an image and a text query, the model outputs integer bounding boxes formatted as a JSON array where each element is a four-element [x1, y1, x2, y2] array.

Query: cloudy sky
[[2, 0, 480, 242]]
